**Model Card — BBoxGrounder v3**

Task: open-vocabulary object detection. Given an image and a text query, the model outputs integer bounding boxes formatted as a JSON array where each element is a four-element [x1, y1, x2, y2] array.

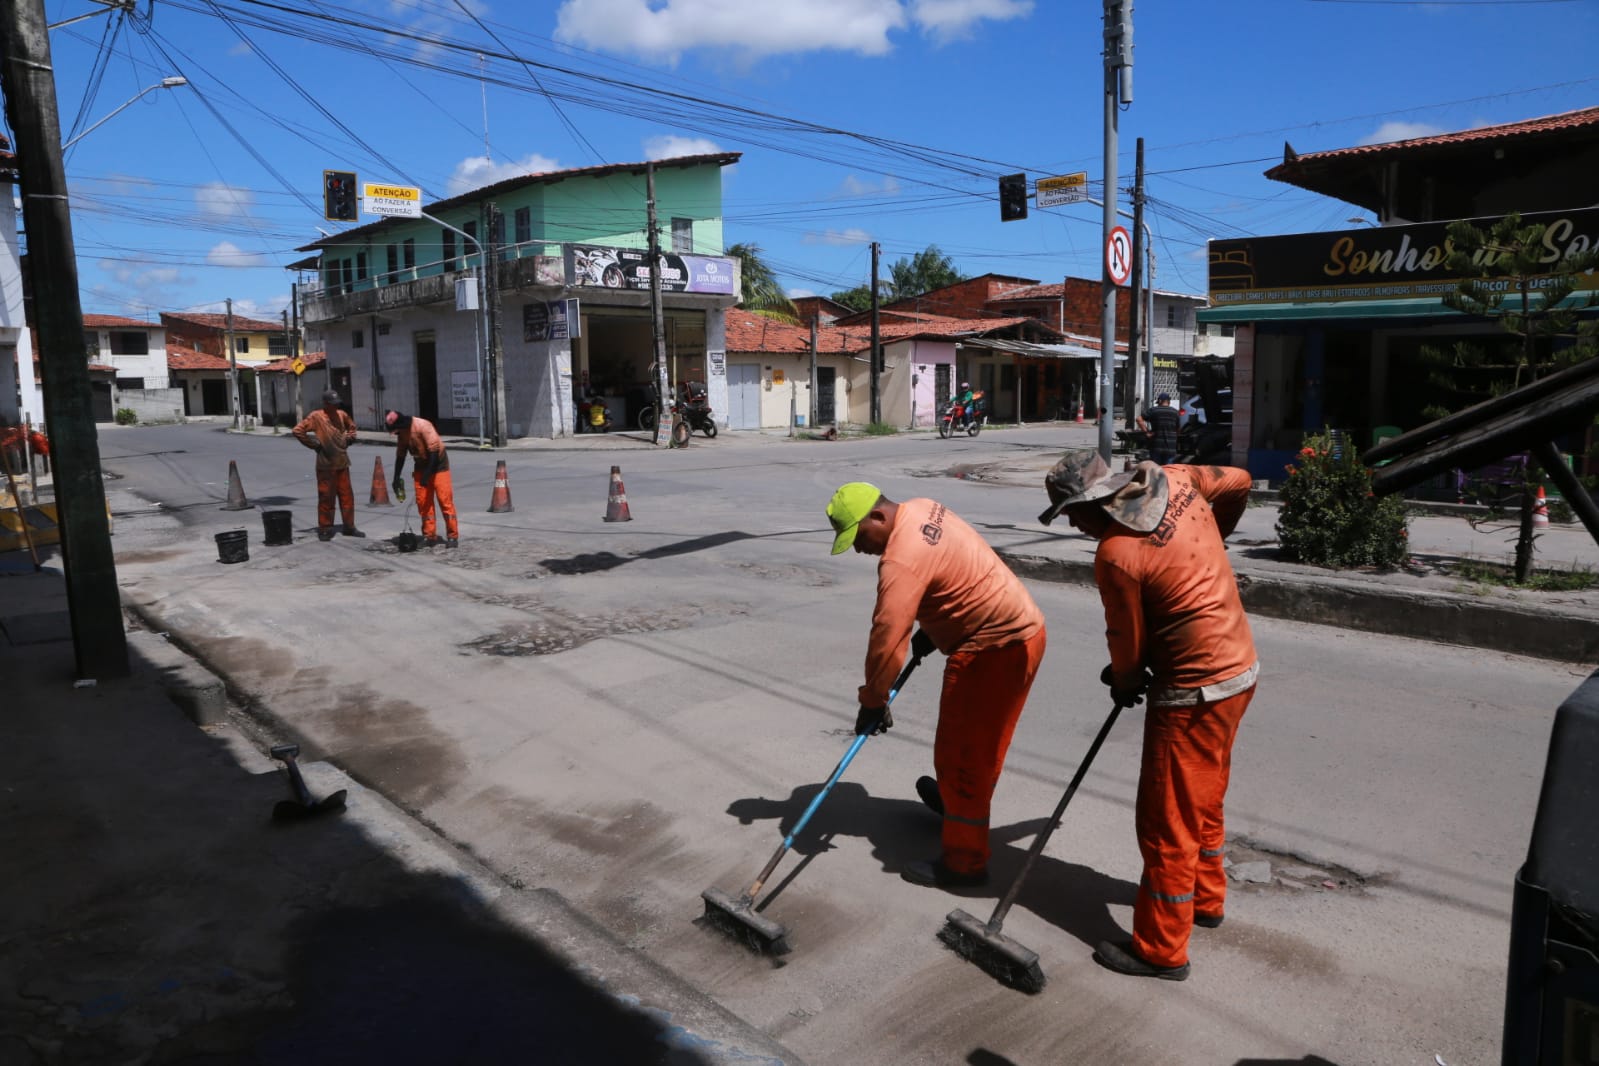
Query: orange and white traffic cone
[[1074, 402, 1084, 424], [221, 460, 253, 510], [487, 460, 514, 513], [1533, 485, 1550, 527], [603, 465, 632, 523], [369, 456, 392, 506]]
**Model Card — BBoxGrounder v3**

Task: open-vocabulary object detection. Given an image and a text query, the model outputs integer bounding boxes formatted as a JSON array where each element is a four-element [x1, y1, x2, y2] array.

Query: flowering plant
[[1276, 430, 1410, 569]]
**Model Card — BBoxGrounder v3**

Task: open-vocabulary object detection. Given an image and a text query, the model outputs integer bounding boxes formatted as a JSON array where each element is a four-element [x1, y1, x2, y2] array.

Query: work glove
[[392, 475, 404, 494], [855, 705, 893, 736], [1101, 663, 1151, 708], [910, 629, 936, 660]]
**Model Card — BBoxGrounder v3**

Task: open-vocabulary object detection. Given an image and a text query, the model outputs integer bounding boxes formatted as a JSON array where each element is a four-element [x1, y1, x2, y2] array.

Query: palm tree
[[728, 242, 798, 322]]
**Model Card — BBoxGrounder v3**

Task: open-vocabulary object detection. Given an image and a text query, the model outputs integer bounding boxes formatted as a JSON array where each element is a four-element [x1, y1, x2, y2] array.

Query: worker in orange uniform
[[385, 409, 458, 548], [826, 482, 1047, 888], [1043, 451, 1259, 982], [292, 389, 362, 541]]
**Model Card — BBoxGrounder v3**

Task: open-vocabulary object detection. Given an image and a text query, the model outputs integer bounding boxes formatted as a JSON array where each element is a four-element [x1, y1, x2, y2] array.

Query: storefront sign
[[708, 350, 726, 378], [1209, 206, 1599, 305], [450, 371, 479, 418], [523, 299, 580, 342], [564, 244, 736, 295]]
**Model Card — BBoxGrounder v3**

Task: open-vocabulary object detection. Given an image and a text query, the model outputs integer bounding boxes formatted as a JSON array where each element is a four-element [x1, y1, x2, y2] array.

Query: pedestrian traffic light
[[323, 170, 358, 222], [998, 173, 1028, 222]]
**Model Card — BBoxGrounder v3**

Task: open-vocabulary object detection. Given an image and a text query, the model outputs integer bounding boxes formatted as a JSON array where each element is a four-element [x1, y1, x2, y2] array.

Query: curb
[[997, 550, 1599, 664]]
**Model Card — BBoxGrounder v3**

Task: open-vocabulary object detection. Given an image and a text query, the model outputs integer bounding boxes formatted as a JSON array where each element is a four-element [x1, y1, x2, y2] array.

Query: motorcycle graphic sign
[[564, 243, 735, 295]]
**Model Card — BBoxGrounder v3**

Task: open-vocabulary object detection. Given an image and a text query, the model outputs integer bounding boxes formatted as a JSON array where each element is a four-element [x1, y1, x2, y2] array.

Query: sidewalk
[[0, 559, 802, 1065]]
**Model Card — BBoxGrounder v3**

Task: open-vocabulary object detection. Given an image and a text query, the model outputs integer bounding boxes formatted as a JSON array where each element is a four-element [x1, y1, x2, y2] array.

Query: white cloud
[[1359, 121, 1448, 146], [804, 228, 872, 246], [554, 0, 908, 61], [789, 287, 818, 299], [227, 40, 252, 57], [192, 297, 289, 319], [644, 134, 722, 160], [206, 242, 276, 268], [447, 152, 563, 196], [97, 259, 182, 288], [195, 182, 254, 221], [838, 174, 901, 197], [911, 0, 1032, 43]]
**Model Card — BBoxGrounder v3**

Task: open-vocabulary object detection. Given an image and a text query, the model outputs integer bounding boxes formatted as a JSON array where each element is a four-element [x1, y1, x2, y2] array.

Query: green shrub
[[1276, 430, 1409, 569], [863, 422, 898, 436], [114, 407, 138, 425]]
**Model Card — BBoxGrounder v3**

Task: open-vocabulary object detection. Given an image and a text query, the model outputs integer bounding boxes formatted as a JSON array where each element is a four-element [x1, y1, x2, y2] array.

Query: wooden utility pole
[[870, 241, 881, 426], [0, 0, 128, 677]]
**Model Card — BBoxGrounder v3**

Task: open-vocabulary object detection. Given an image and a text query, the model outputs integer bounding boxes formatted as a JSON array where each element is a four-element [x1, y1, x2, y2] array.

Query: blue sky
[[27, 0, 1599, 323]]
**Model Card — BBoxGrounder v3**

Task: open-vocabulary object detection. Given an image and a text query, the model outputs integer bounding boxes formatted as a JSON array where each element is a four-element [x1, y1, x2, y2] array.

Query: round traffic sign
[[1106, 226, 1133, 286]]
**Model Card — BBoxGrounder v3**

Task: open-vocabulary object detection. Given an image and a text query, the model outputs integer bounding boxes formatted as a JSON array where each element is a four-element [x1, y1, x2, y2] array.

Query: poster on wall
[[708, 350, 726, 378], [564, 244, 736, 295], [450, 371, 480, 418], [523, 298, 580, 342]]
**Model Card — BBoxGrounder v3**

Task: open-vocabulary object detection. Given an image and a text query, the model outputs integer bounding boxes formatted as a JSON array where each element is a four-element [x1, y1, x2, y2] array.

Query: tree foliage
[[887, 244, 967, 300], [728, 242, 798, 322], [1276, 431, 1409, 569]]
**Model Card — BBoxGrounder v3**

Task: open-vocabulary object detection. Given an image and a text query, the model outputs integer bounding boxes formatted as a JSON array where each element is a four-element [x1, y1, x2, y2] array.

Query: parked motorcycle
[[578, 396, 613, 433], [937, 392, 985, 438], [677, 381, 717, 438]]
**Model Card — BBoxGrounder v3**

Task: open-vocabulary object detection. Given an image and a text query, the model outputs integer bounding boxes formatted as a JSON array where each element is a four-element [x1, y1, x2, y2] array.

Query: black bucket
[[215, 529, 250, 564], [262, 509, 293, 546], [396, 530, 422, 553]]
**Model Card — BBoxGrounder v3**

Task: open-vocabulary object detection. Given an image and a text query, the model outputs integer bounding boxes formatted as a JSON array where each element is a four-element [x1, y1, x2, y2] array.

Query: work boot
[[900, 858, 987, 889], [424, 536, 442, 547], [1193, 912, 1225, 929], [445, 537, 459, 548], [1093, 940, 1190, 981], [341, 526, 366, 538], [914, 775, 944, 817], [317, 528, 336, 542]]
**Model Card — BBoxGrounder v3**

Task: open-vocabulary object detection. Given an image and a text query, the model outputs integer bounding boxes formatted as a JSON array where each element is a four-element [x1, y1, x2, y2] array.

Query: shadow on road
[[540, 529, 828, 574], [726, 779, 1137, 952]]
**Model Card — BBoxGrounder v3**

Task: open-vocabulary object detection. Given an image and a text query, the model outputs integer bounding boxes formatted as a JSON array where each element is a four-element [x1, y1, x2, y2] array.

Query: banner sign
[[523, 298, 580, 342], [1209, 206, 1599, 306], [564, 244, 736, 295]]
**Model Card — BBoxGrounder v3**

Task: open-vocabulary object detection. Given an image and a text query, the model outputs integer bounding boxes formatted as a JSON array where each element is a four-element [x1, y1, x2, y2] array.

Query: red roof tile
[[166, 345, 233, 371], [256, 351, 327, 374], [1266, 106, 1599, 179], [160, 311, 285, 334], [83, 314, 159, 329], [725, 309, 1055, 355], [87, 363, 117, 373]]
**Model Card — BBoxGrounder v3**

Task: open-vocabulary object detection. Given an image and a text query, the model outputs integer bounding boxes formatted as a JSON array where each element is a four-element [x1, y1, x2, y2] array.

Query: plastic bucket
[[215, 529, 249, 564], [262, 509, 293, 546]]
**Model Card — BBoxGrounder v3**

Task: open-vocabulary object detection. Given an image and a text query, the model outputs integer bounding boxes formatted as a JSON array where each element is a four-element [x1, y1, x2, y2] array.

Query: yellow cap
[[826, 482, 881, 555]]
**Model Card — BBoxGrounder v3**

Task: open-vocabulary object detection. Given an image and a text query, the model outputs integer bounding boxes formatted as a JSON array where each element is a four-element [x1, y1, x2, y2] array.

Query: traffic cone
[[369, 456, 392, 506], [488, 460, 514, 513], [1074, 402, 1084, 424], [221, 460, 253, 510], [1533, 485, 1550, 527], [603, 464, 632, 523]]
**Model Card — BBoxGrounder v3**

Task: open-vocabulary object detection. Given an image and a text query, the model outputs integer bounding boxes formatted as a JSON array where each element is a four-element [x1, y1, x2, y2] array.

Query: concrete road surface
[[99, 423, 1583, 1065]]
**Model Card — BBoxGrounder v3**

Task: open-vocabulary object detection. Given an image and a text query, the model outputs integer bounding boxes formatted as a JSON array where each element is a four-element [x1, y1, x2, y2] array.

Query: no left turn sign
[[1106, 225, 1133, 286]]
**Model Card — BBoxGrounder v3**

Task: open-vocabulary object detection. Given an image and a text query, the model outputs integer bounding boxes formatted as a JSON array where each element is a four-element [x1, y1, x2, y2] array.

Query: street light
[[62, 76, 187, 151]]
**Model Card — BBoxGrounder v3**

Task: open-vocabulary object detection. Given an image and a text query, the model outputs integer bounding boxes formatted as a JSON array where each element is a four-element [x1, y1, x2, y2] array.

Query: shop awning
[[958, 337, 1128, 361], [1197, 298, 1456, 323]]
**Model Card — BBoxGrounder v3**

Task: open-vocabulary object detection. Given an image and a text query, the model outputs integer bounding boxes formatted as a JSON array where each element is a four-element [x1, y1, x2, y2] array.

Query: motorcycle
[[937, 392, 985, 438], [572, 247, 626, 288], [677, 381, 717, 438], [577, 396, 613, 433]]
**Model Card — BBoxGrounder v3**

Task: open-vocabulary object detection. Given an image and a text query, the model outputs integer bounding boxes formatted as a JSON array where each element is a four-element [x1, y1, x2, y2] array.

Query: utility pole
[[225, 297, 239, 430], [290, 281, 303, 422], [1100, 0, 1133, 461], [1124, 136, 1145, 431], [809, 318, 818, 428], [485, 202, 507, 446], [646, 162, 670, 446], [869, 241, 881, 426], [0, 0, 128, 677]]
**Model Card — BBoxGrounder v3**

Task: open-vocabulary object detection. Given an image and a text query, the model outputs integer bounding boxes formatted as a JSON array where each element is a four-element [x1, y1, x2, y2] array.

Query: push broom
[[702, 631, 933, 955], [939, 694, 1129, 993]]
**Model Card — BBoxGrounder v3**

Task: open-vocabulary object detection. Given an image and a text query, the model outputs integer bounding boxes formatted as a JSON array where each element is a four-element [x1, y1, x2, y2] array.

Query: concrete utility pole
[[646, 162, 671, 446], [226, 297, 239, 430], [485, 202, 507, 447], [1100, 0, 1133, 461], [1125, 136, 1146, 431], [290, 281, 303, 423], [809, 318, 818, 428], [0, 0, 128, 677], [870, 241, 881, 426]]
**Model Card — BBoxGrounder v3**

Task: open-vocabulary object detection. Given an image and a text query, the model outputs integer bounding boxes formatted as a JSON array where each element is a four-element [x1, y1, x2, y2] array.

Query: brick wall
[[1060, 278, 1131, 338]]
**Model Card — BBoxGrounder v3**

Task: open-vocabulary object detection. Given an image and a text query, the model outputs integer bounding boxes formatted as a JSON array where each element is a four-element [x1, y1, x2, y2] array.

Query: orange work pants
[[1131, 685, 1254, 968], [414, 469, 458, 539], [315, 466, 355, 531], [933, 630, 1047, 875]]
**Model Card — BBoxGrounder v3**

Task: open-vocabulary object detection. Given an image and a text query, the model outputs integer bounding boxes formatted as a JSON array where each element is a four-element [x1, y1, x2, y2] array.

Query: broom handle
[[744, 650, 925, 901], [986, 699, 1125, 933]]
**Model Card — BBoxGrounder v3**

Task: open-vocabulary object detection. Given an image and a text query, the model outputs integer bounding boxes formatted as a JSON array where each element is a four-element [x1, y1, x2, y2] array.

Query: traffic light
[[323, 170, 358, 222], [998, 172, 1028, 222]]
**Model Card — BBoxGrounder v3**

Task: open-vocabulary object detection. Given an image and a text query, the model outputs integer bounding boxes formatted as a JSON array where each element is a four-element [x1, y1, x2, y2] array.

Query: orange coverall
[[394, 416, 458, 540], [862, 498, 1047, 875], [1094, 464, 1258, 968], [291, 408, 358, 531]]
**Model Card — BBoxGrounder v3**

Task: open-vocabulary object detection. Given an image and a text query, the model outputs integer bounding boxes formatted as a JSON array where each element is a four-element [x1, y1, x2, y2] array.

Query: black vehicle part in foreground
[[939, 695, 1128, 993], [1501, 667, 1599, 1065], [270, 743, 348, 821], [701, 636, 932, 956]]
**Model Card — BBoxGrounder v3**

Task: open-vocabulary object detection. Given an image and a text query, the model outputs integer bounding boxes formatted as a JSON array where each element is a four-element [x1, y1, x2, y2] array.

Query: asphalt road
[[98, 422, 1580, 1066]]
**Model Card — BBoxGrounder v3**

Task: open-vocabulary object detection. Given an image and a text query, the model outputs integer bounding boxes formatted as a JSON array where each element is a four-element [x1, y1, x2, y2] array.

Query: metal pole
[[1098, 1, 1120, 461], [226, 297, 239, 429], [1125, 137, 1145, 432], [809, 319, 818, 428], [0, 0, 128, 676], [870, 241, 881, 426], [485, 203, 507, 446], [420, 210, 488, 447], [290, 281, 303, 423]]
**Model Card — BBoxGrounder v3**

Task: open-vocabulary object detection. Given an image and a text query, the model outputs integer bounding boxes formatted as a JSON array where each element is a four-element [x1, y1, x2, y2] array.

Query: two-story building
[[81, 315, 183, 423], [0, 134, 37, 429], [293, 153, 743, 439], [160, 311, 292, 421]]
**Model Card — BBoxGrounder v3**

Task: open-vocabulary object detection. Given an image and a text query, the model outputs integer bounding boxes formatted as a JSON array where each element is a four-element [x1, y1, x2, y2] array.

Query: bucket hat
[[1041, 450, 1169, 533]]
